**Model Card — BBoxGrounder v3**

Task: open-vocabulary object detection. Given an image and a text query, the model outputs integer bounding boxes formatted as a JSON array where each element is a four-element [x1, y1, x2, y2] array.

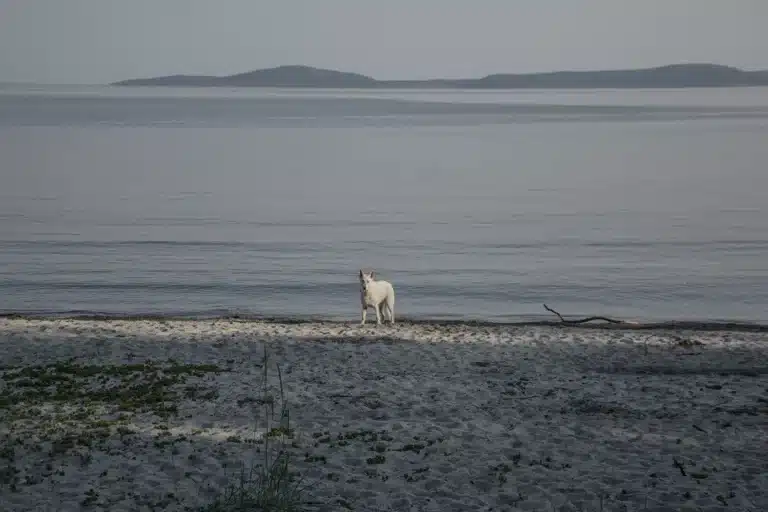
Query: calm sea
[[1, 85, 767, 322]]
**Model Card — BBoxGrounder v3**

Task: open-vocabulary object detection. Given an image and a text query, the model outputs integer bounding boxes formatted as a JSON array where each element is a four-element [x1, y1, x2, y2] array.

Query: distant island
[[112, 63, 768, 89]]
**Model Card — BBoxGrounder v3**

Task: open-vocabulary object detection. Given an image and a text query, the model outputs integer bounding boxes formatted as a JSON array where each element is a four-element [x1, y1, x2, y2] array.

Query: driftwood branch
[[542, 304, 634, 325], [536, 304, 768, 332]]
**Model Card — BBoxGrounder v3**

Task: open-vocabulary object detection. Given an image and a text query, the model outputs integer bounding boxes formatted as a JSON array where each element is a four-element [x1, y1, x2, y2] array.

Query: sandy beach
[[1, 317, 766, 512]]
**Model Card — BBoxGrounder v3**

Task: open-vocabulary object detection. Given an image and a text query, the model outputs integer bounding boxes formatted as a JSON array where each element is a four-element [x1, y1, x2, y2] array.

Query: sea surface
[[1, 84, 767, 322]]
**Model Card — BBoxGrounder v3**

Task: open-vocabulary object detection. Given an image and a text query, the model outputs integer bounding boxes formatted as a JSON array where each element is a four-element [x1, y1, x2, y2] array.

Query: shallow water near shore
[[1, 85, 767, 322]]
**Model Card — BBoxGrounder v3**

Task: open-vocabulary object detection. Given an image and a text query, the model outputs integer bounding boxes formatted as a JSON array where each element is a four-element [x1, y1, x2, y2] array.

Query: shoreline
[[2, 317, 767, 511], [3, 311, 768, 333]]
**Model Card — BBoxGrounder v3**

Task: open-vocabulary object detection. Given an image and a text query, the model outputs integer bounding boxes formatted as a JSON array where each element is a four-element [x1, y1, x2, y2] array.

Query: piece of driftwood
[[542, 304, 636, 325], [534, 304, 768, 332]]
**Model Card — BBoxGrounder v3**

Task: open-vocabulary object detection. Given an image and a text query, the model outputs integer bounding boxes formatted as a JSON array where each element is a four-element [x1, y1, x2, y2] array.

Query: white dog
[[359, 269, 395, 325]]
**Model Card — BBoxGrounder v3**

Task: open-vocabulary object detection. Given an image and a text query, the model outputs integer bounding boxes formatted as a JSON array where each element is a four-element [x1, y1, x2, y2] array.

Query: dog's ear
[[370, 271, 375, 280], [359, 269, 364, 278]]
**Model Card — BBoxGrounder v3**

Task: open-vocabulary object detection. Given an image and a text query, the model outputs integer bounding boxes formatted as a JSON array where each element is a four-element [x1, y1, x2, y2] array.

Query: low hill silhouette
[[113, 63, 768, 89]]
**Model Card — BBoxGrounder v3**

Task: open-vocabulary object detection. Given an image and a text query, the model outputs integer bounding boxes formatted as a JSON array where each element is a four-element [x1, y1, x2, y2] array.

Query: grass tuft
[[201, 345, 306, 512]]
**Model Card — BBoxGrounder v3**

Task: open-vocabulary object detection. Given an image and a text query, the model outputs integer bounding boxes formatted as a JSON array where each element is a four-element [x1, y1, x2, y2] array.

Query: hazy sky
[[1, 0, 766, 84]]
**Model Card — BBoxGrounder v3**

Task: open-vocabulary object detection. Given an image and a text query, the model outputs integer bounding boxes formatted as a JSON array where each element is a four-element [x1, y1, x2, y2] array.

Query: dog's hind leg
[[380, 303, 390, 323], [386, 294, 395, 324]]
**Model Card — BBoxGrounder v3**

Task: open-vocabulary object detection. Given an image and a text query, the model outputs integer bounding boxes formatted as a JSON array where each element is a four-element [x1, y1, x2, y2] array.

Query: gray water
[[1, 85, 767, 322]]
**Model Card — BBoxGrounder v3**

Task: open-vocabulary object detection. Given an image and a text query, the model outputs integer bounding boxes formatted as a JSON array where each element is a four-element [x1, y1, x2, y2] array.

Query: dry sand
[[1, 317, 767, 511]]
